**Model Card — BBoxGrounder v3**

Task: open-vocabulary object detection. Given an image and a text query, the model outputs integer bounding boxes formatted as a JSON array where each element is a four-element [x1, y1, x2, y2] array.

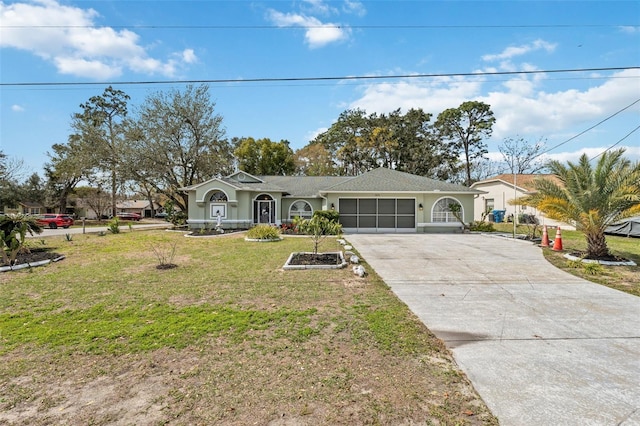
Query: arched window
[[209, 190, 228, 202], [432, 197, 462, 223], [209, 190, 228, 219], [289, 200, 313, 220]]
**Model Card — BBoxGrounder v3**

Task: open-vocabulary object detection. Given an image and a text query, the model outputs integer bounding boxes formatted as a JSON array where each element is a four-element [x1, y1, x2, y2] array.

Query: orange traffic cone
[[552, 227, 563, 251], [541, 225, 550, 247]]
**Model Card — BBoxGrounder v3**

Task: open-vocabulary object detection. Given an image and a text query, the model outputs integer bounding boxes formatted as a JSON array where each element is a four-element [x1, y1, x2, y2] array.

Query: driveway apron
[[345, 233, 640, 426]]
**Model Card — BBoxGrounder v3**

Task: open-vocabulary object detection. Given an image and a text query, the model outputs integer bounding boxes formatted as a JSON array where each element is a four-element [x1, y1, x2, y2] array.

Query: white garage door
[[338, 198, 416, 233]]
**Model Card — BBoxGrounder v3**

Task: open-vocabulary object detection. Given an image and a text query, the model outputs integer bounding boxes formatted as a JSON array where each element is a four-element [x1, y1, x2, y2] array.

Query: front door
[[254, 194, 276, 224]]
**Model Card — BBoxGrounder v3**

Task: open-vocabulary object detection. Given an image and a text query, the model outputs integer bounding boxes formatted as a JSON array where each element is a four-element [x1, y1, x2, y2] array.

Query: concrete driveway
[[345, 233, 640, 426]]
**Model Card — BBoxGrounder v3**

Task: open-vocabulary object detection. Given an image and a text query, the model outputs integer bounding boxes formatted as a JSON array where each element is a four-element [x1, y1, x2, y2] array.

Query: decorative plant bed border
[[283, 251, 347, 270], [244, 237, 283, 242], [563, 253, 636, 266], [0, 255, 66, 273]]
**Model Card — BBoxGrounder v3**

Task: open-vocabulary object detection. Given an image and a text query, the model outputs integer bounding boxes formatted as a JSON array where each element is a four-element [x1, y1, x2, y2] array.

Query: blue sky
[[1, 0, 639, 177]]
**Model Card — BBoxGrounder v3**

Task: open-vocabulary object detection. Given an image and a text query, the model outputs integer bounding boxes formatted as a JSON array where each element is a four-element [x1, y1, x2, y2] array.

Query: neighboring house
[[181, 167, 482, 233], [470, 174, 573, 228], [20, 201, 46, 215], [116, 200, 162, 218]]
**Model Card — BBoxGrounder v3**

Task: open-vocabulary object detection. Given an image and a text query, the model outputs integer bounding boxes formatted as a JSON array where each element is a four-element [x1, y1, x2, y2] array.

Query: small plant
[[149, 241, 178, 269], [107, 217, 120, 234], [97, 231, 106, 237], [566, 259, 582, 269], [296, 215, 342, 255], [0, 213, 44, 266], [64, 233, 73, 242], [469, 221, 495, 232], [246, 224, 281, 240], [128, 223, 133, 232], [582, 262, 603, 275]]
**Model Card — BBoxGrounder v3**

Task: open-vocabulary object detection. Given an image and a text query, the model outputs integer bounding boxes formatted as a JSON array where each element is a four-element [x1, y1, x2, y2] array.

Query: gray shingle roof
[[258, 176, 350, 197], [322, 167, 481, 193], [181, 168, 480, 195]]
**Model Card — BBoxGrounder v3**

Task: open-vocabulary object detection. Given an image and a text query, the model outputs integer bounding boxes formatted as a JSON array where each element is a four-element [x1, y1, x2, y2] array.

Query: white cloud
[[181, 49, 197, 64], [267, 9, 350, 48], [619, 26, 639, 34], [11, 104, 25, 112], [343, 0, 366, 17], [0, 0, 196, 79], [482, 39, 557, 62]]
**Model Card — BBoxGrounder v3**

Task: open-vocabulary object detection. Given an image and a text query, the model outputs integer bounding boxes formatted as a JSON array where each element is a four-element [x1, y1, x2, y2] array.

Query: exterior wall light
[[418, 203, 423, 211]]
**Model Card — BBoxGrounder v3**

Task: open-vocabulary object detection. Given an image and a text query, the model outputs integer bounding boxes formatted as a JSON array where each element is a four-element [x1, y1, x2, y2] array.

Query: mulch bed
[[2, 249, 64, 267], [568, 251, 631, 262], [288, 253, 342, 266]]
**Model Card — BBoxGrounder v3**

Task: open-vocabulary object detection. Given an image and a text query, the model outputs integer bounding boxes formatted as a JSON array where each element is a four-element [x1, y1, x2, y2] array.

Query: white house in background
[[470, 174, 574, 229]]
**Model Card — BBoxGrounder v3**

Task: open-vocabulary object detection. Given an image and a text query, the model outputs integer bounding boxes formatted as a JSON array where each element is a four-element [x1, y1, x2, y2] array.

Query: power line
[[589, 125, 640, 162], [2, 66, 638, 88], [536, 97, 640, 158], [3, 24, 638, 30]]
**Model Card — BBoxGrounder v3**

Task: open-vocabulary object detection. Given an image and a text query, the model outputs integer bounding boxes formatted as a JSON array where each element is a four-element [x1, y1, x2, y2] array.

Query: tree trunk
[[585, 230, 610, 259]]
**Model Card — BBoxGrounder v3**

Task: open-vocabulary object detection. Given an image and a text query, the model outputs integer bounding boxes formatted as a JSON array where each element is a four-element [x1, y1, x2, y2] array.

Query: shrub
[[149, 241, 178, 269], [313, 210, 340, 222], [0, 213, 43, 266], [469, 221, 495, 232], [107, 217, 120, 234], [582, 262, 603, 275], [246, 224, 281, 240]]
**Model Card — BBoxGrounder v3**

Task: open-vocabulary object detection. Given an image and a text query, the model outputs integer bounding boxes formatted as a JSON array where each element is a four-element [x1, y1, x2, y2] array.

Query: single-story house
[[470, 174, 573, 228], [116, 200, 162, 218], [180, 167, 482, 233]]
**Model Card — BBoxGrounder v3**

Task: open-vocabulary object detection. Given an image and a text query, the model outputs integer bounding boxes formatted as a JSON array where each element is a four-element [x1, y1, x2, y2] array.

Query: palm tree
[[0, 213, 43, 266], [527, 149, 640, 259]]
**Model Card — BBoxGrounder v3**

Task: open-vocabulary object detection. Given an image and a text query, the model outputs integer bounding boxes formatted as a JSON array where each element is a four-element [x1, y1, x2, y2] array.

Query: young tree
[[434, 101, 495, 186], [234, 137, 296, 175], [72, 86, 130, 217], [524, 149, 640, 259], [499, 136, 547, 174], [127, 84, 233, 213]]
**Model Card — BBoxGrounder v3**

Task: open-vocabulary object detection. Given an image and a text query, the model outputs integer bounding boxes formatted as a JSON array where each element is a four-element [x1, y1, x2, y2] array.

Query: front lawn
[[0, 230, 496, 425], [492, 224, 640, 296]]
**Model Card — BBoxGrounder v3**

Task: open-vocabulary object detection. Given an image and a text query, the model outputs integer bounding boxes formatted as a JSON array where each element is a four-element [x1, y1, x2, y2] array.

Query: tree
[[524, 149, 640, 259], [391, 108, 460, 181], [293, 143, 337, 176], [19, 173, 46, 205], [499, 137, 547, 174], [74, 186, 110, 221], [72, 86, 130, 217], [312, 109, 370, 176], [127, 84, 233, 213], [45, 136, 94, 214], [0, 151, 26, 211], [234, 137, 296, 175], [434, 101, 495, 186]]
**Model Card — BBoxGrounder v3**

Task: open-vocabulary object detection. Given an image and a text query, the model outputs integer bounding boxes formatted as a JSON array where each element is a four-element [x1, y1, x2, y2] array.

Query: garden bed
[[283, 251, 347, 270]]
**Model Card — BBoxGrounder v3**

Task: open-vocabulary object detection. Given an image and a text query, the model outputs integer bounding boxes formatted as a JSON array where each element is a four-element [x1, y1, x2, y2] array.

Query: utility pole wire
[[1, 66, 639, 88], [535, 97, 640, 158], [588, 125, 640, 162]]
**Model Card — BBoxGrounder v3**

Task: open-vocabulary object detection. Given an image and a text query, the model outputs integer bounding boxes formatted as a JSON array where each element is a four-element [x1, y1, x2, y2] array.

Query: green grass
[[0, 230, 496, 425]]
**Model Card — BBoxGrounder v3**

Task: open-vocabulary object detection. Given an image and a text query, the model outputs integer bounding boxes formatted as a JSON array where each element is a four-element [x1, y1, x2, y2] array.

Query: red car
[[37, 214, 74, 229], [116, 212, 142, 221]]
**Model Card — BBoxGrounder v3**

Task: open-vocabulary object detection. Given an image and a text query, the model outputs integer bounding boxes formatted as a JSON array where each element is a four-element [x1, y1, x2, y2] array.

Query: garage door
[[338, 198, 416, 233]]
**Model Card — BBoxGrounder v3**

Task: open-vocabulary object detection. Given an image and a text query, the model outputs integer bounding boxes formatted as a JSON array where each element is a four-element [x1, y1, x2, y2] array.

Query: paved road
[[30, 222, 171, 238], [345, 233, 640, 426]]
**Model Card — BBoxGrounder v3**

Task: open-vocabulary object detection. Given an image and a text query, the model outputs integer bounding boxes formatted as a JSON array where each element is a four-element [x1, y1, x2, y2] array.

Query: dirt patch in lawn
[[1, 336, 496, 426]]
